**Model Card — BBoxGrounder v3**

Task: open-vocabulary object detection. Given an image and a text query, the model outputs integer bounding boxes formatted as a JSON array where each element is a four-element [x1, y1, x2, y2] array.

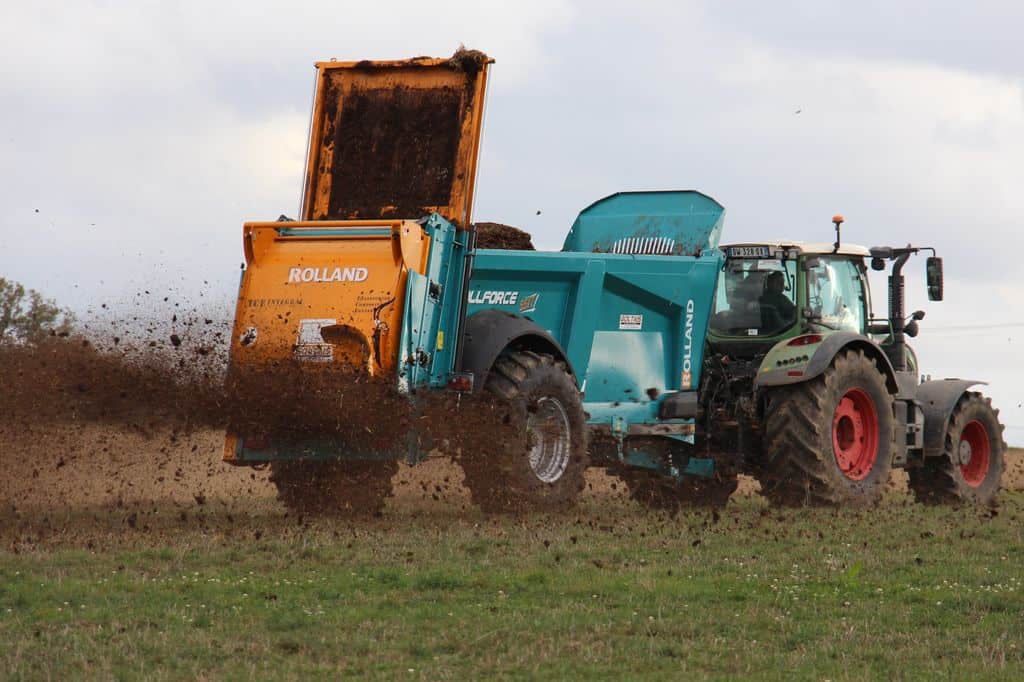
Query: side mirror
[[926, 257, 943, 301], [911, 310, 925, 321]]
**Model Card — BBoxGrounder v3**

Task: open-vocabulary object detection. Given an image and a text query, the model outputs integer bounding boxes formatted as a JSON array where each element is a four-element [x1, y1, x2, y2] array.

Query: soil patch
[[324, 84, 464, 220], [473, 222, 535, 250]]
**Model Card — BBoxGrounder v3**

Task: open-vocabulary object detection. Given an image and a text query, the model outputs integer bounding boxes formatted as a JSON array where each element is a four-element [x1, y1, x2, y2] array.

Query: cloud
[[699, 0, 1024, 80], [1, 1, 1021, 440], [0, 1, 574, 104]]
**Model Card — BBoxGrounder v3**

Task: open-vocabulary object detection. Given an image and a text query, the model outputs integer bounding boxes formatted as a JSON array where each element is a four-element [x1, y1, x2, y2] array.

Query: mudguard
[[754, 331, 899, 393], [917, 379, 986, 456], [459, 309, 575, 391]]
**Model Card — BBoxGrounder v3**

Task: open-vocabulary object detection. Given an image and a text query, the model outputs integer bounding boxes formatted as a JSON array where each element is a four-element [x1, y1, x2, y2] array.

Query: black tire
[[908, 392, 1005, 506], [269, 459, 398, 517], [459, 350, 588, 513], [620, 468, 738, 511], [757, 348, 895, 507]]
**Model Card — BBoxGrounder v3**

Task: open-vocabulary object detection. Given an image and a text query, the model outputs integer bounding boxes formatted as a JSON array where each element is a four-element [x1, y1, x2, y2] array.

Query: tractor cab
[[708, 241, 872, 358]]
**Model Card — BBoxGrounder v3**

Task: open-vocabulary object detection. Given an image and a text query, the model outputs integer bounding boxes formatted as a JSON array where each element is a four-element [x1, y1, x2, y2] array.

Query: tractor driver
[[759, 271, 796, 333]]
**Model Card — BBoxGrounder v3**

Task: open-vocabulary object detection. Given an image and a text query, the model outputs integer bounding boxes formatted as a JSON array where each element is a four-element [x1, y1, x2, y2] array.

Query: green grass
[[2, 492, 1023, 680]]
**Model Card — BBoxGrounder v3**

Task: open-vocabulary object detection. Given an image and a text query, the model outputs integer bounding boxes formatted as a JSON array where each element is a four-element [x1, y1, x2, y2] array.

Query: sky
[[1, 0, 1022, 443]]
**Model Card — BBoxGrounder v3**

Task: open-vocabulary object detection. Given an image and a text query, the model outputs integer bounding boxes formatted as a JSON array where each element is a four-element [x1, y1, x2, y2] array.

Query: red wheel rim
[[832, 387, 880, 481], [959, 420, 991, 487]]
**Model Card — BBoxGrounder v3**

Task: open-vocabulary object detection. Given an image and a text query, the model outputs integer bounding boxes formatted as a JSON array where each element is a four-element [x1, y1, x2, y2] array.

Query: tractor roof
[[722, 241, 871, 257]]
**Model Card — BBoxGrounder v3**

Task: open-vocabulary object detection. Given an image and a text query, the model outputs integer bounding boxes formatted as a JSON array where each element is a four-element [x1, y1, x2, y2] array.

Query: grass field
[[2, 449, 1023, 679]]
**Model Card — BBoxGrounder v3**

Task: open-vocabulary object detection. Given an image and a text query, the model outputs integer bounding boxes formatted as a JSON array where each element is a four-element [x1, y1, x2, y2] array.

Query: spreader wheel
[[459, 350, 588, 513], [270, 459, 398, 517], [908, 392, 1005, 506], [757, 348, 895, 506]]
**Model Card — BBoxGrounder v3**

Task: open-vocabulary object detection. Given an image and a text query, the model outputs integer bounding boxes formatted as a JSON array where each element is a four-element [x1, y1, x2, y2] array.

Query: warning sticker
[[618, 314, 643, 331], [294, 318, 335, 363]]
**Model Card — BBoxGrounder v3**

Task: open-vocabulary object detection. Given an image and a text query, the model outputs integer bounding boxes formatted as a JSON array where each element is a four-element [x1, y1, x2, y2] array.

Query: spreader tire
[[460, 351, 588, 513], [269, 459, 398, 517], [758, 348, 895, 507], [908, 392, 1005, 506]]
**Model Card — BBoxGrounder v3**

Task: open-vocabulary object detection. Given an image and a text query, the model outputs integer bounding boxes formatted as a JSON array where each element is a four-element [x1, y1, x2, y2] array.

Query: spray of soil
[[0, 320, 524, 523], [2, 308, 1022, 549]]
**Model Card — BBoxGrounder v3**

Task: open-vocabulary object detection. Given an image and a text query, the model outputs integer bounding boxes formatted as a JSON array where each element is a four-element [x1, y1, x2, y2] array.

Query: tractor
[[618, 217, 1006, 510]]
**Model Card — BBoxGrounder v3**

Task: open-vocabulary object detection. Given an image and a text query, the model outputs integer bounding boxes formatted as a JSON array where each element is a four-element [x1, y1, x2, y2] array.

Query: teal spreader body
[[463, 191, 724, 441]]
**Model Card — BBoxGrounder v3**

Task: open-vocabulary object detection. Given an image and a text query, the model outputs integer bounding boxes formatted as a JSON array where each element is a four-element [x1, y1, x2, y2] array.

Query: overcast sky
[[2, 1, 1022, 442]]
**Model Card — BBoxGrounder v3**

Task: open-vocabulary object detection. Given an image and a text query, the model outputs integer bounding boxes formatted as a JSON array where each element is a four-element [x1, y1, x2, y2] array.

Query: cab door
[[805, 257, 868, 334]]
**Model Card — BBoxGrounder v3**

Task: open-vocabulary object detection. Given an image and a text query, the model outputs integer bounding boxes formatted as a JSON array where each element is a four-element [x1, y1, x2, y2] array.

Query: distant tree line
[[0, 277, 75, 344]]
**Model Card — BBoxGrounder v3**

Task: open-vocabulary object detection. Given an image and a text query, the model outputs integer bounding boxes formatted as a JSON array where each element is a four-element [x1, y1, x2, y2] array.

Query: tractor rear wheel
[[269, 459, 398, 517], [758, 348, 895, 506], [908, 392, 1005, 506], [459, 350, 588, 513], [621, 468, 738, 511]]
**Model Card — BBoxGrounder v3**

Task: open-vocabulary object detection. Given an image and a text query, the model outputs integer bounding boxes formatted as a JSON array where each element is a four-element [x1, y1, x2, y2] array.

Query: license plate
[[727, 246, 771, 258]]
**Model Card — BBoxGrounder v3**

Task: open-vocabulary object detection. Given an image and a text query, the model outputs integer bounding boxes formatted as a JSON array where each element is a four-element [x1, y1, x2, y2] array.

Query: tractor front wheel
[[269, 459, 398, 517], [757, 348, 895, 506], [908, 392, 1005, 506]]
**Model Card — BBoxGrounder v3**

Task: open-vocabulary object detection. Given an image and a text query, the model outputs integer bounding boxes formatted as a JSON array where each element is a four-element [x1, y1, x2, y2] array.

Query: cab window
[[806, 258, 867, 333], [710, 258, 798, 337]]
